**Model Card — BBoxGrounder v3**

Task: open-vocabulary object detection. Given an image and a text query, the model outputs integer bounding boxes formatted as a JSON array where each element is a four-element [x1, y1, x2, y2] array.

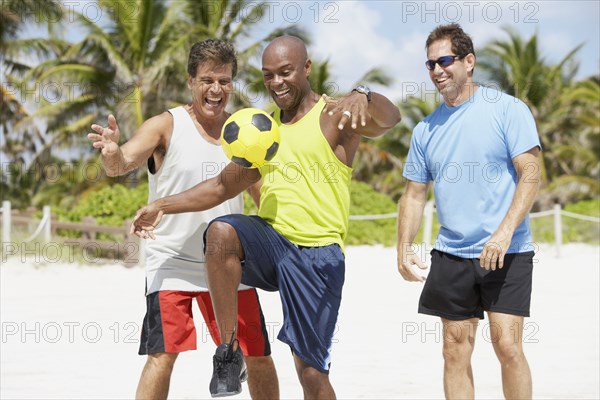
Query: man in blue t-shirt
[[397, 24, 540, 399]]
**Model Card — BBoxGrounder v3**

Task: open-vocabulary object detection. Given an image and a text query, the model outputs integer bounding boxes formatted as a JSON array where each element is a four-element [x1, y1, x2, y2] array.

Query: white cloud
[[310, 1, 428, 101], [297, 0, 598, 104]]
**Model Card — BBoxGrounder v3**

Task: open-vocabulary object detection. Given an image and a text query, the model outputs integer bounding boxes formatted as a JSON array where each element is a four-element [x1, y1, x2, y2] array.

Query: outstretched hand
[[88, 114, 121, 156], [322, 92, 369, 130], [130, 203, 164, 240]]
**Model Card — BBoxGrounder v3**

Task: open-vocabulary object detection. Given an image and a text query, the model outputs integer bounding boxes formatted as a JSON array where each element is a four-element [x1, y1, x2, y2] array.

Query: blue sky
[[240, 0, 600, 102], [17, 0, 600, 104], [4, 1, 598, 166]]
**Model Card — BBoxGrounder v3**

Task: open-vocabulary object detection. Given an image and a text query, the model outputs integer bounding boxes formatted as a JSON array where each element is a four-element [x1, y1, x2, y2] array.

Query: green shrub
[[565, 199, 600, 217], [531, 199, 600, 244], [50, 183, 598, 247], [247, 180, 435, 246], [346, 181, 397, 246], [55, 183, 148, 239]]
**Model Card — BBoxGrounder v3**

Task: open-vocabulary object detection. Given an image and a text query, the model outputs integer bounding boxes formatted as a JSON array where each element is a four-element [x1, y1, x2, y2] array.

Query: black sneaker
[[209, 337, 248, 398]]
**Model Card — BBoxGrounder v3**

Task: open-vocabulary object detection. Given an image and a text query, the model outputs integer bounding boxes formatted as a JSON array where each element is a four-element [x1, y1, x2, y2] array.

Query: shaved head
[[262, 36, 308, 65]]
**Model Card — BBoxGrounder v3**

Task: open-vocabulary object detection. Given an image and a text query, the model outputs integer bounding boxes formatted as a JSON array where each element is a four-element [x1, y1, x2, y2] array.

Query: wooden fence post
[[554, 203, 563, 258], [42, 206, 51, 243], [2, 200, 10, 244], [82, 217, 97, 240]]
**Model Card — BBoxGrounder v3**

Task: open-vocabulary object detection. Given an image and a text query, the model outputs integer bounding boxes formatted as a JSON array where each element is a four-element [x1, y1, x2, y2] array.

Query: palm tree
[[560, 78, 600, 176], [478, 27, 581, 109], [4, 0, 307, 207], [0, 0, 65, 207], [541, 77, 600, 205], [353, 94, 441, 201], [17, 0, 185, 144], [18, 0, 307, 143], [1, 0, 63, 154], [477, 28, 598, 205], [0, 0, 61, 49]]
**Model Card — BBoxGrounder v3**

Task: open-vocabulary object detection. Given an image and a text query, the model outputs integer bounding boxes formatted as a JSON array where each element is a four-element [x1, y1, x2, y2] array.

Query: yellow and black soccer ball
[[221, 108, 280, 168]]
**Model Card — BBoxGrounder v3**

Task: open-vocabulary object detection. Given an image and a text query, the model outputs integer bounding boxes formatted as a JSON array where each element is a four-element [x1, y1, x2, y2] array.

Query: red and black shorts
[[139, 289, 271, 356]]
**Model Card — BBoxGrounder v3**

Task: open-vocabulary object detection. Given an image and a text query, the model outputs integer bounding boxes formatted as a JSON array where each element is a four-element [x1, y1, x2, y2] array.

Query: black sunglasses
[[425, 55, 464, 71]]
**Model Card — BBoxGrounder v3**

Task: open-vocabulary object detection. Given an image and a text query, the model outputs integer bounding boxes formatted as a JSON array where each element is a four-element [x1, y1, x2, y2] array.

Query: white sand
[[1, 243, 599, 399]]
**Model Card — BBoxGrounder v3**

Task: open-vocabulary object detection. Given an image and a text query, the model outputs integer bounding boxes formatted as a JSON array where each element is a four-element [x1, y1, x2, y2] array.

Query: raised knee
[[206, 221, 236, 242], [205, 221, 241, 258]]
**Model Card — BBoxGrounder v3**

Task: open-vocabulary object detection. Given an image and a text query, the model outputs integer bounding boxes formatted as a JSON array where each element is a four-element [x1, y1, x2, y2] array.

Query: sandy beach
[[1, 243, 598, 399]]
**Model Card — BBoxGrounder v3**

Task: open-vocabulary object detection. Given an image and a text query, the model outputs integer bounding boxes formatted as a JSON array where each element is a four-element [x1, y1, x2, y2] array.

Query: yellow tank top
[[258, 98, 352, 249]]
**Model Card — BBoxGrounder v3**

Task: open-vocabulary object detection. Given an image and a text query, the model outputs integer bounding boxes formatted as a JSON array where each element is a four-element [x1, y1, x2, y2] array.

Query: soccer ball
[[221, 108, 280, 168]]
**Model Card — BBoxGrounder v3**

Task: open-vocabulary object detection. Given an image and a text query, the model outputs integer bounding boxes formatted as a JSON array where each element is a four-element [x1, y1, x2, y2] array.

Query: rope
[[530, 210, 556, 218], [23, 213, 50, 243], [349, 213, 397, 221], [561, 210, 600, 223], [7, 204, 599, 241], [348, 209, 599, 223]]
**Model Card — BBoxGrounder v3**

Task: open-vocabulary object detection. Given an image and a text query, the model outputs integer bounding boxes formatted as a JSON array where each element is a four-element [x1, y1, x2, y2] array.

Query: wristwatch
[[352, 85, 372, 102]]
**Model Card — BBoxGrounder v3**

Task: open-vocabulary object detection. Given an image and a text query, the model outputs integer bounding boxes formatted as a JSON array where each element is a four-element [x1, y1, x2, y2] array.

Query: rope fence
[[1, 201, 142, 266], [348, 201, 599, 257], [22, 206, 51, 243], [1, 200, 598, 262]]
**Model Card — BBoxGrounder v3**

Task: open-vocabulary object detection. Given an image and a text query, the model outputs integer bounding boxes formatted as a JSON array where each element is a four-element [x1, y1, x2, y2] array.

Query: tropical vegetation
[[1, 2, 598, 246]]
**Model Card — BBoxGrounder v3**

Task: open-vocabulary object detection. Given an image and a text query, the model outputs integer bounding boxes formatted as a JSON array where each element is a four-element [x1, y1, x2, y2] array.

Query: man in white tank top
[[88, 40, 278, 399]]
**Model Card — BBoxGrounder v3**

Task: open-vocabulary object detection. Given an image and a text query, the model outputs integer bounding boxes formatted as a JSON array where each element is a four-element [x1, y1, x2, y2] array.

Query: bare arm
[[396, 180, 430, 282], [361, 92, 403, 134], [479, 147, 541, 270], [323, 92, 401, 138], [88, 113, 171, 176], [131, 163, 260, 238]]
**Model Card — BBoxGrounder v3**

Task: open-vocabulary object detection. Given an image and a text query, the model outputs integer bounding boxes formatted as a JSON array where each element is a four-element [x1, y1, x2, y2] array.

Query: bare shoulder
[[318, 112, 361, 166], [142, 111, 173, 134], [319, 112, 346, 142], [121, 111, 174, 157]]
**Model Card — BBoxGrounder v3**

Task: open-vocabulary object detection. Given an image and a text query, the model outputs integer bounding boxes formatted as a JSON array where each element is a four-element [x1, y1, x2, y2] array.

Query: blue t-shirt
[[403, 87, 541, 258]]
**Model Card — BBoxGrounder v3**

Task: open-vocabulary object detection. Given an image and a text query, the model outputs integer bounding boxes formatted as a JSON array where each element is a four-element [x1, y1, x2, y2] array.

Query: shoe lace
[[215, 331, 240, 379]]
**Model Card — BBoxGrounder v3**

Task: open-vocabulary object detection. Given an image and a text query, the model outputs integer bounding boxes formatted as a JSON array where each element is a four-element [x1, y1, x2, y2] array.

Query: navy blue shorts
[[419, 249, 534, 320], [205, 214, 345, 374]]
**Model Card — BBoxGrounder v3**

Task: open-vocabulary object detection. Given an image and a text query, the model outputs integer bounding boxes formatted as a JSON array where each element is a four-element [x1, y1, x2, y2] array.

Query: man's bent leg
[[206, 221, 248, 397], [442, 318, 478, 399], [488, 312, 532, 400], [293, 354, 335, 400], [246, 356, 280, 399], [136, 352, 178, 400], [205, 221, 244, 344]]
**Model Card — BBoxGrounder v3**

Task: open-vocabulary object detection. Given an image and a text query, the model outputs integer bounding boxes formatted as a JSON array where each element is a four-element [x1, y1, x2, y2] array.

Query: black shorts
[[419, 249, 534, 320]]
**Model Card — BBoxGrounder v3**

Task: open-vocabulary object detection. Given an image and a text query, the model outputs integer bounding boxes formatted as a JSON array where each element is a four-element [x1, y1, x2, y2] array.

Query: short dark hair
[[425, 23, 475, 58], [187, 39, 238, 78]]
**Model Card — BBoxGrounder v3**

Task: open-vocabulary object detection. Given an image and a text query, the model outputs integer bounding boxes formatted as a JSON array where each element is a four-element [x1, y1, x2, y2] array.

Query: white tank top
[[144, 106, 246, 294]]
